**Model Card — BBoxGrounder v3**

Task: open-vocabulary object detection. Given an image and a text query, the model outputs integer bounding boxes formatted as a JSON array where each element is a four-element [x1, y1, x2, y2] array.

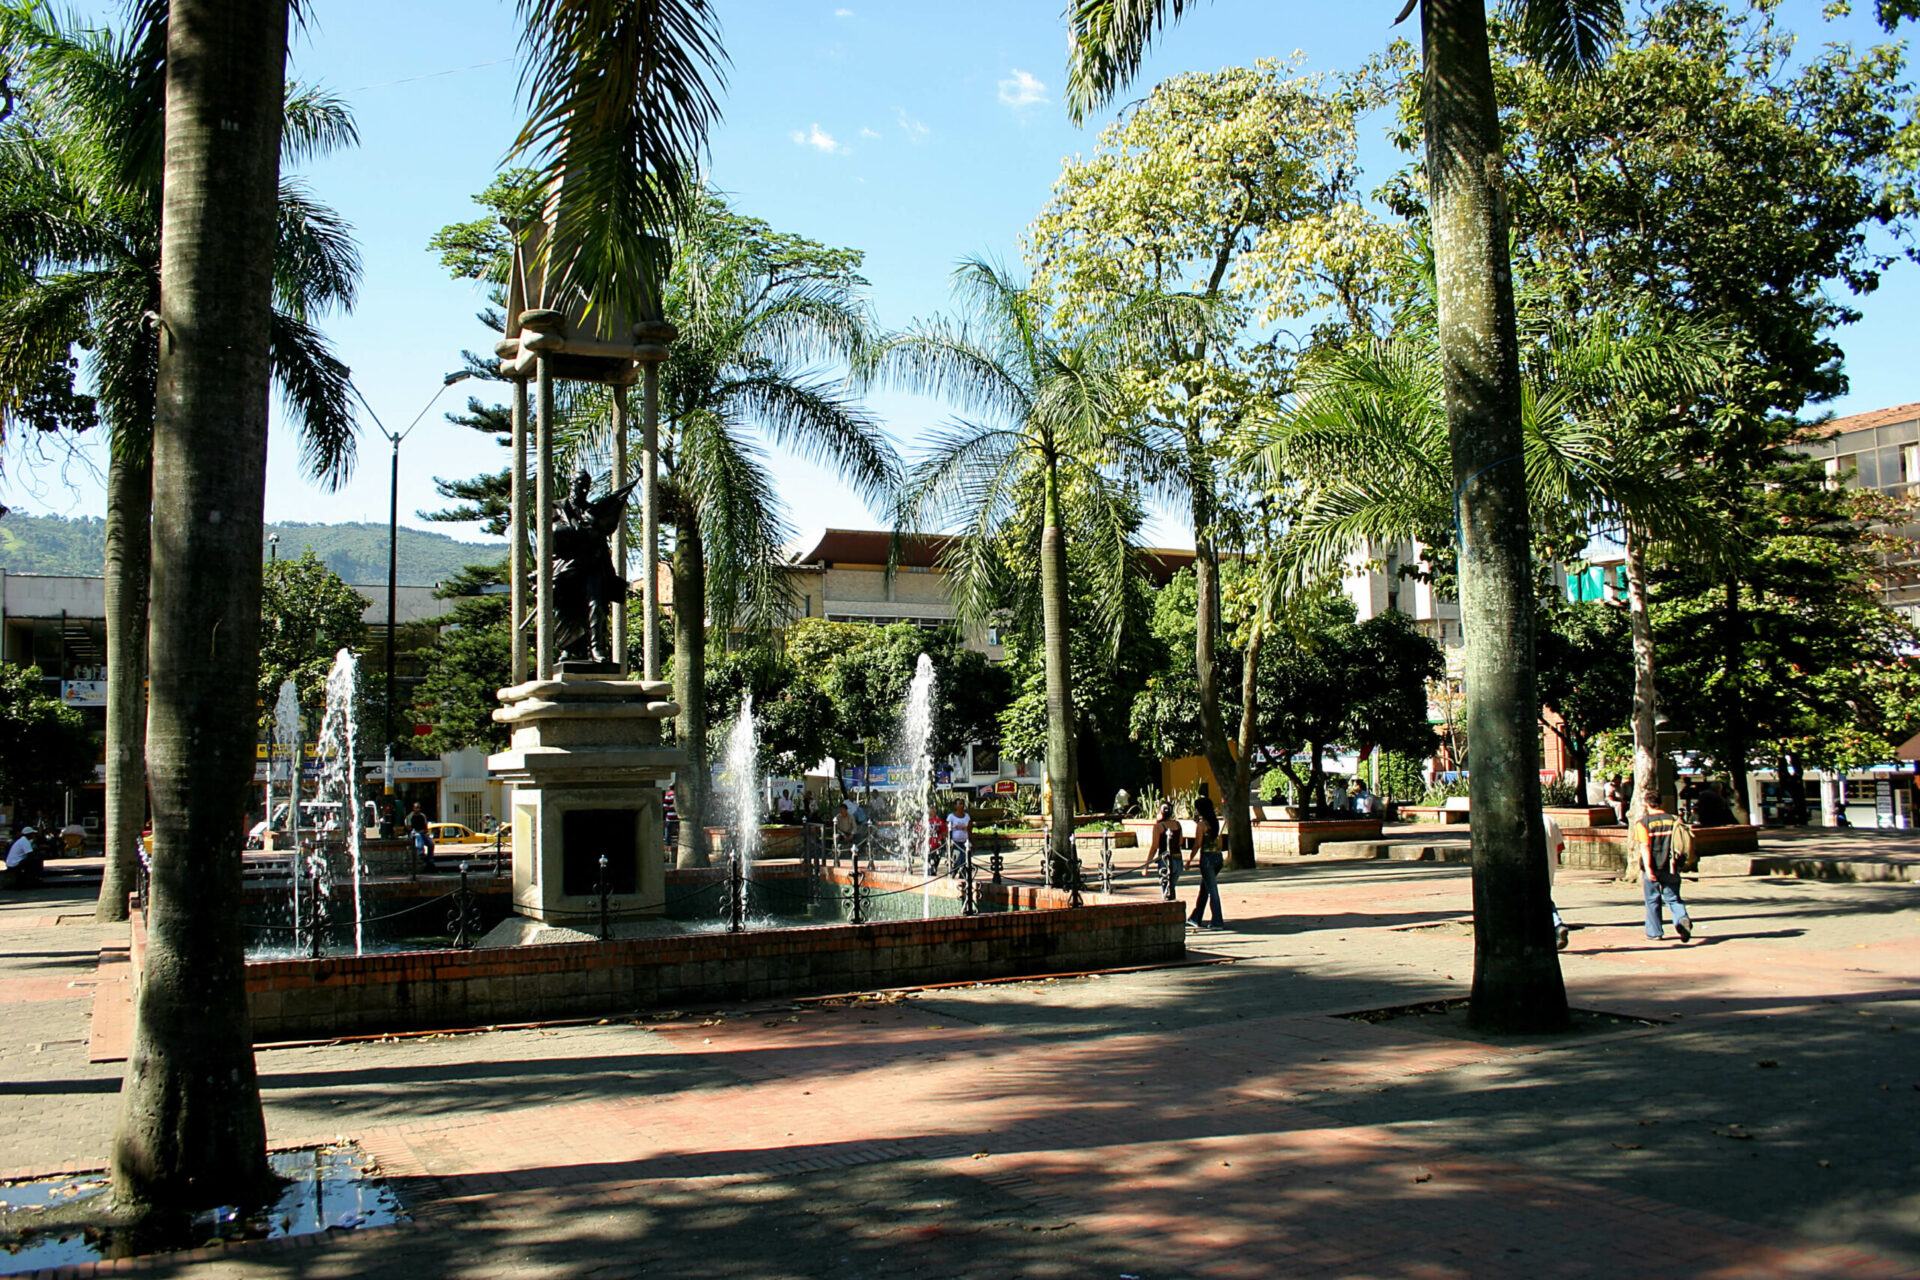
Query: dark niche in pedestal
[[562, 808, 640, 897]]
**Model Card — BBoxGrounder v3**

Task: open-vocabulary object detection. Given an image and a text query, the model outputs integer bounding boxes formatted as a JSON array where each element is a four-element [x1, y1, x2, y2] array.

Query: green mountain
[[0, 514, 505, 587]]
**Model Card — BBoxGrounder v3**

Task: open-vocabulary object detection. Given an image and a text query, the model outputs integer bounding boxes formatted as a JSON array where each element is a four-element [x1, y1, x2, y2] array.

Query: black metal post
[[727, 844, 744, 933], [1101, 832, 1113, 895], [958, 838, 975, 917], [306, 856, 323, 960], [596, 852, 612, 941], [449, 861, 480, 948], [1159, 842, 1176, 902], [1068, 844, 1084, 909], [849, 835, 865, 925], [989, 838, 1003, 886], [385, 434, 399, 756]]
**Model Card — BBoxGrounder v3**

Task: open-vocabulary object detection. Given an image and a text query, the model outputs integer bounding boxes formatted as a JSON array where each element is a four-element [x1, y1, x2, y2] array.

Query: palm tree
[[1064, 0, 1624, 1031], [645, 195, 896, 866], [871, 259, 1192, 880], [88, 0, 291, 1213], [0, 2, 360, 928], [1257, 308, 1728, 988]]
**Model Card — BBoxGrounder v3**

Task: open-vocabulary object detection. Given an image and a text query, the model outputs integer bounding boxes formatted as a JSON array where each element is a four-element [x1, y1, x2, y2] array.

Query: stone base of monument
[[487, 664, 684, 931]]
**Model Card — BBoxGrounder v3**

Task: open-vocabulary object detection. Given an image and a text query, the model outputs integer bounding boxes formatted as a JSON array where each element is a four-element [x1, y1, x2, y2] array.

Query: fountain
[[721, 694, 759, 927], [896, 655, 938, 913], [272, 679, 303, 936], [312, 649, 364, 955]]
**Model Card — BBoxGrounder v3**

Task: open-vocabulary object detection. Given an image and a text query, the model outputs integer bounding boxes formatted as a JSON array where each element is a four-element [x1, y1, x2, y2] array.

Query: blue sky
[[6, 0, 1915, 554]]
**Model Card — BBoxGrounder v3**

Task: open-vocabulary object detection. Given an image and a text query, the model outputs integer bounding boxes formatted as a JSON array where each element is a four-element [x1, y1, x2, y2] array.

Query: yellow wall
[[1161, 754, 1225, 799]]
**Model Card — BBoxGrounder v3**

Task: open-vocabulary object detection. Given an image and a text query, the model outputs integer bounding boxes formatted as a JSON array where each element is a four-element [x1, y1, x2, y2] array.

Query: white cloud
[[997, 69, 1048, 109], [894, 106, 930, 143], [858, 126, 881, 139], [789, 123, 849, 154], [834, 6, 853, 14]]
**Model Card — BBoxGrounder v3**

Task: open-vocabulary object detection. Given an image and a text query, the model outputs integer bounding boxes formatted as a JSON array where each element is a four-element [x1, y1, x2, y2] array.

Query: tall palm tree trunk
[[97, 442, 151, 923], [1624, 526, 1659, 829], [1424, 0, 1567, 1033], [671, 506, 710, 868], [1040, 464, 1079, 884], [1194, 542, 1255, 868], [111, 0, 285, 1210]]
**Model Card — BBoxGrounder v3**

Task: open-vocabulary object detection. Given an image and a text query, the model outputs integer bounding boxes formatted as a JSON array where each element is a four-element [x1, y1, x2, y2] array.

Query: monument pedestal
[[487, 665, 683, 927]]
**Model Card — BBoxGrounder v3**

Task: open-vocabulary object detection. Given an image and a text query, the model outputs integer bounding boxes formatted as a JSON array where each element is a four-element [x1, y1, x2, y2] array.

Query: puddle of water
[[0, 1143, 406, 1273]]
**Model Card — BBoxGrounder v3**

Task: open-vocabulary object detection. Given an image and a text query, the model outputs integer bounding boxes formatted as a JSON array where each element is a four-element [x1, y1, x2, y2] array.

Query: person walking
[[407, 803, 435, 871], [1142, 801, 1184, 899], [1189, 784, 1225, 929], [925, 801, 948, 873], [1634, 798, 1694, 942]]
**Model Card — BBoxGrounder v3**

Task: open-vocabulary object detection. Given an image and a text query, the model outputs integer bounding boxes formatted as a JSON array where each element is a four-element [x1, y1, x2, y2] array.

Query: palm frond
[[1062, 0, 1200, 124], [1506, 0, 1625, 79], [718, 372, 897, 509], [513, 0, 727, 317], [274, 178, 359, 319], [282, 83, 358, 164], [268, 310, 358, 489]]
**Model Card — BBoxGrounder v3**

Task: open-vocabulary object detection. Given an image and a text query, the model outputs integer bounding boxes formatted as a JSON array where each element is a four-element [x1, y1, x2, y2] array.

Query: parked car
[[427, 822, 493, 847]]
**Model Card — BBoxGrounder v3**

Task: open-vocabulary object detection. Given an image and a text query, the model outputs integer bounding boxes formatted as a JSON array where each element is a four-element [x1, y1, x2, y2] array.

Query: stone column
[[535, 353, 555, 680], [641, 363, 660, 681], [612, 382, 629, 674], [509, 374, 529, 686]]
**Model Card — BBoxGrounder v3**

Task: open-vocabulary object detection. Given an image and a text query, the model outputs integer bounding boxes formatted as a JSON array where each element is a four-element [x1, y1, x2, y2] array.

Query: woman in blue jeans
[[1189, 786, 1225, 929]]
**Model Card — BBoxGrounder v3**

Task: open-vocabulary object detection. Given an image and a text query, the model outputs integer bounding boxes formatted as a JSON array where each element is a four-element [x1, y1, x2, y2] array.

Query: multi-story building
[[1796, 401, 1920, 625]]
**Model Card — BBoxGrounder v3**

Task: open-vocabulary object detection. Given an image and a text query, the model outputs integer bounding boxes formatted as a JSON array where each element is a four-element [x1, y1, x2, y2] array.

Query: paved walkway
[[2, 835, 1917, 1278]]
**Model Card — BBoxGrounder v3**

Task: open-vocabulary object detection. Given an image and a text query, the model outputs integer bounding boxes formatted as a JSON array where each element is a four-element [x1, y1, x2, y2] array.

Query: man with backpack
[[1634, 798, 1695, 942]]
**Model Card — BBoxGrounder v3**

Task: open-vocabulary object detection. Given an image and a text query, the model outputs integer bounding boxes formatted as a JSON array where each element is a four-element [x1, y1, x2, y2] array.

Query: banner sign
[[995, 779, 1017, 794], [61, 680, 107, 707]]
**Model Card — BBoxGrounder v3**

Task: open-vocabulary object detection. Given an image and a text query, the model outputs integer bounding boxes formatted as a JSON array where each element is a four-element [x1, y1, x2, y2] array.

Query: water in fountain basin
[[273, 679, 302, 935], [897, 654, 938, 916], [722, 694, 760, 924], [314, 650, 364, 954]]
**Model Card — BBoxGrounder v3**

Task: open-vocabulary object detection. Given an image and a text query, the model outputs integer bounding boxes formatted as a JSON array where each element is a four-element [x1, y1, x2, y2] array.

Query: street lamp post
[[349, 370, 475, 769]]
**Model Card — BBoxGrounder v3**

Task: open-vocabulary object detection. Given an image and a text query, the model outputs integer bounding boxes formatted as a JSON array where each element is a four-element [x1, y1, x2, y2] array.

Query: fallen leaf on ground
[[1612, 1142, 1643, 1150], [1756, 1059, 1779, 1069]]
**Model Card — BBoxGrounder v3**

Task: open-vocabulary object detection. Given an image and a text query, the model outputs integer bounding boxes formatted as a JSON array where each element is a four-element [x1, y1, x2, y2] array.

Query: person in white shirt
[[1544, 811, 1568, 950], [5, 827, 45, 883], [946, 796, 972, 859]]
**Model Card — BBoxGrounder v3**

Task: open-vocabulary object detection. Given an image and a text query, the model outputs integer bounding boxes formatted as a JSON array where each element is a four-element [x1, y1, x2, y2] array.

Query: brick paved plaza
[[3, 837, 1917, 1278]]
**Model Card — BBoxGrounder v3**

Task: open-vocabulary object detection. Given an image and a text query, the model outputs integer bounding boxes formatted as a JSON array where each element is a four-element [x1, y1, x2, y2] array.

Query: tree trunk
[[1624, 527, 1659, 830], [97, 442, 151, 923], [1231, 617, 1264, 864], [1721, 576, 1752, 822], [112, 0, 286, 1211], [1423, 0, 1566, 1033], [1194, 542, 1255, 869], [1039, 463, 1079, 884], [671, 507, 709, 868]]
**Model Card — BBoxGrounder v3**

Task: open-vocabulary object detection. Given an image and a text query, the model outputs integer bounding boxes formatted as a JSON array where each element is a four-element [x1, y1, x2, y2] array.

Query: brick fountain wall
[[231, 869, 1185, 1041]]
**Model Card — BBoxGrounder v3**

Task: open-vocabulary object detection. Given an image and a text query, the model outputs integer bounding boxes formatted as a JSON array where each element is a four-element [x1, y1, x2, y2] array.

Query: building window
[[1903, 444, 1920, 485]]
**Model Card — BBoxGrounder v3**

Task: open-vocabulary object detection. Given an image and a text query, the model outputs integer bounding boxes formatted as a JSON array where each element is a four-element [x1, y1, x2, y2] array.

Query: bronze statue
[[550, 469, 637, 664]]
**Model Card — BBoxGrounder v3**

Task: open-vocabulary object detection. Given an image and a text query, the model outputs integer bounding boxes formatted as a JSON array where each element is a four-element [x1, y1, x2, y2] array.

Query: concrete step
[[1316, 840, 1471, 863]]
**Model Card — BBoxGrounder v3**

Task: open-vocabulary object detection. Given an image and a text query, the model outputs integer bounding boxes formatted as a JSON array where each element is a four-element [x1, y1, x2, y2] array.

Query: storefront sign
[[361, 760, 443, 782], [995, 779, 1017, 795], [61, 680, 106, 707]]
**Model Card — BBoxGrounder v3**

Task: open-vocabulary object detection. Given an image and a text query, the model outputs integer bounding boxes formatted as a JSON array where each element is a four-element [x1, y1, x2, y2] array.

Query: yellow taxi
[[427, 822, 496, 847]]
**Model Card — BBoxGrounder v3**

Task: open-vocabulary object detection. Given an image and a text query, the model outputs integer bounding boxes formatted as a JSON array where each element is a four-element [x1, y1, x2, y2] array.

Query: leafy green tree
[[1062, 0, 1624, 1035], [411, 564, 514, 757], [704, 641, 834, 781], [257, 550, 368, 724], [1534, 597, 1633, 798], [1655, 488, 1920, 805], [1495, 0, 1920, 817], [874, 259, 1196, 878], [0, 661, 95, 814], [1028, 59, 1398, 867], [0, 2, 361, 930]]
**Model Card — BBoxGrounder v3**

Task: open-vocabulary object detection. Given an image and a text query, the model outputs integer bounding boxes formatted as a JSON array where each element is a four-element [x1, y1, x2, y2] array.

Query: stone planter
[[1561, 823, 1759, 873], [1546, 806, 1616, 828], [1248, 818, 1385, 859]]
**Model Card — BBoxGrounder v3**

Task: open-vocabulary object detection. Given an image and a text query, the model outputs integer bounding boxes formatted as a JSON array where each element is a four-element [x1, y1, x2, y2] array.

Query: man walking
[[407, 803, 435, 871], [1634, 798, 1694, 942]]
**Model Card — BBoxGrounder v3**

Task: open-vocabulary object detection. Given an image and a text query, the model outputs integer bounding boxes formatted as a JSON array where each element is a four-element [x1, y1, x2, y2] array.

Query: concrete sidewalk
[[2, 835, 1916, 1278]]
